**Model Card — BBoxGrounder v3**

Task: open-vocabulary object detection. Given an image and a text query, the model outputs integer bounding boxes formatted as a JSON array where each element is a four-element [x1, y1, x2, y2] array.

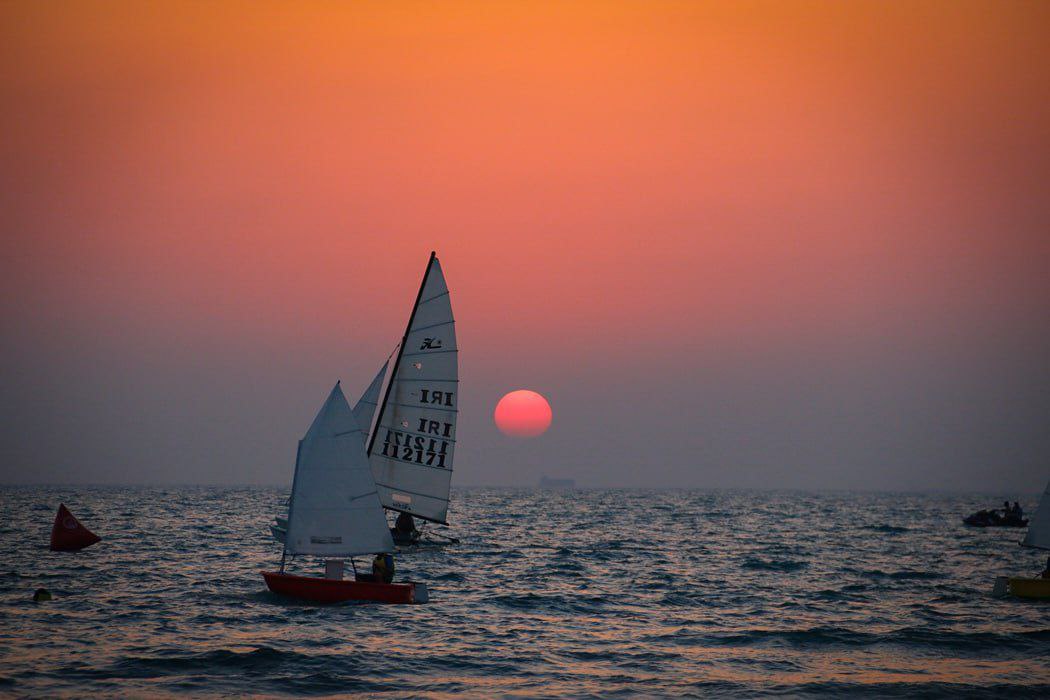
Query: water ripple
[[1, 486, 1048, 696]]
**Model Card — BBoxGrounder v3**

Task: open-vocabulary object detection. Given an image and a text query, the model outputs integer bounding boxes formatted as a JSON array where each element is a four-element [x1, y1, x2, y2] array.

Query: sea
[[1, 487, 1049, 697]]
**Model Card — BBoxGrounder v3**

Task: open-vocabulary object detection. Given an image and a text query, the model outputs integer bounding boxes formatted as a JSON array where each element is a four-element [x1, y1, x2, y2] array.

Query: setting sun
[[494, 390, 552, 437]]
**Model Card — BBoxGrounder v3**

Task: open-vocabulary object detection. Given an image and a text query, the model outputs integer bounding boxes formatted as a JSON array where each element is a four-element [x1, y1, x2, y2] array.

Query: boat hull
[[270, 524, 287, 544], [262, 572, 427, 604], [1007, 577, 1050, 600]]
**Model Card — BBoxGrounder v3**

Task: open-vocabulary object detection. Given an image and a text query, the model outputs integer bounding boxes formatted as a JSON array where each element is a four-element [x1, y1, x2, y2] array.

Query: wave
[[704, 626, 1050, 652], [864, 524, 911, 533], [741, 557, 808, 572]]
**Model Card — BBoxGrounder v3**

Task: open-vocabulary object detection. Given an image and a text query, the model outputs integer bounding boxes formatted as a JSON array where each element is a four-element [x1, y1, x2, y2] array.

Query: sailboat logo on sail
[[420, 337, 443, 350]]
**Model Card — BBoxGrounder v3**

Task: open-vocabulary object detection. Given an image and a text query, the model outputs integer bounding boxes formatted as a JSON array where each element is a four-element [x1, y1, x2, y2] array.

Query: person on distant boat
[[394, 511, 418, 540], [1040, 556, 1050, 580], [372, 553, 395, 584], [1013, 502, 1023, 518]]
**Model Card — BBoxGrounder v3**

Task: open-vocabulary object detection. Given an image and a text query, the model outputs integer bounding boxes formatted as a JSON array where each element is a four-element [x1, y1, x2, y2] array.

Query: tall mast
[[366, 251, 436, 459]]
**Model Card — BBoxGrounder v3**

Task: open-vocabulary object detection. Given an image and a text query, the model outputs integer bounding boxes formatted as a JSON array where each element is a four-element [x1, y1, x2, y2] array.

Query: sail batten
[[366, 253, 458, 524], [1022, 481, 1050, 551]]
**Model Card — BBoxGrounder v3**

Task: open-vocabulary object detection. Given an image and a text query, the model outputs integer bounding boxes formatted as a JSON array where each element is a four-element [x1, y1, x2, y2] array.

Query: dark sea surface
[[1, 487, 1049, 698]]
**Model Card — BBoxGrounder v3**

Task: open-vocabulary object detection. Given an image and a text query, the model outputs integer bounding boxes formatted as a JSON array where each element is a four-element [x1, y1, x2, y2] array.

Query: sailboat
[[366, 251, 459, 543], [271, 251, 459, 546], [262, 382, 428, 604], [992, 480, 1050, 599]]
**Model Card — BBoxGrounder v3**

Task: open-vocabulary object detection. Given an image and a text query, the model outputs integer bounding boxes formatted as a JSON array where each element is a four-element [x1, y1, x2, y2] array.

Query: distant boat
[[992, 480, 1050, 600], [271, 252, 459, 548], [963, 507, 1027, 528], [262, 382, 428, 604], [539, 476, 575, 489], [50, 504, 100, 552]]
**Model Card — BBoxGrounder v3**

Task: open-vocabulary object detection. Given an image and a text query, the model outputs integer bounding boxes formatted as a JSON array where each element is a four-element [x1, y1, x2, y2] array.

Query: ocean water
[[1, 487, 1048, 698]]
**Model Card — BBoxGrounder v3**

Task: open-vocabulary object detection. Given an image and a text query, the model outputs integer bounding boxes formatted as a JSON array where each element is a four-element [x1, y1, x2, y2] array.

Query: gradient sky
[[2, 1, 1048, 490]]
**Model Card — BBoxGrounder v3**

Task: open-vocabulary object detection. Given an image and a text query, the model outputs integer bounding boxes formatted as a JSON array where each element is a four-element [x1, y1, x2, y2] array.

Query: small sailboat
[[49, 504, 101, 551], [992, 480, 1050, 599], [262, 382, 428, 604], [271, 252, 459, 547]]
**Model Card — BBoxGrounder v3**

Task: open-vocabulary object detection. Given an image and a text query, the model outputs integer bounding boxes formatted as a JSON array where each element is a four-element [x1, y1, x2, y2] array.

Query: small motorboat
[[50, 504, 101, 551], [963, 509, 1027, 528]]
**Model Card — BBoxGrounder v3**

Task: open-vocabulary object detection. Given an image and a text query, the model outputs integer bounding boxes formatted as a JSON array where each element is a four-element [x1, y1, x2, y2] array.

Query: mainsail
[[366, 252, 458, 524], [285, 382, 395, 557], [1022, 480, 1050, 551]]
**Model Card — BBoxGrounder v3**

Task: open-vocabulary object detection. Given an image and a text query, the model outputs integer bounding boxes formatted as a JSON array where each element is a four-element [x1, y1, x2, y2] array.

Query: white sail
[[367, 253, 457, 524], [285, 382, 395, 557], [352, 358, 390, 445], [1022, 480, 1050, 551]]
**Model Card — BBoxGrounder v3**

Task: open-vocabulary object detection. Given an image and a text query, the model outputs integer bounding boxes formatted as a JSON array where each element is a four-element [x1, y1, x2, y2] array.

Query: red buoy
[[49, 503, 101, 552]]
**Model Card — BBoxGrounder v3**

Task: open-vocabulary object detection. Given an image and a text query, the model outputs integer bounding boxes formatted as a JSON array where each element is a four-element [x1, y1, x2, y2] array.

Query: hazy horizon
[[2, 2, 1048, 493]]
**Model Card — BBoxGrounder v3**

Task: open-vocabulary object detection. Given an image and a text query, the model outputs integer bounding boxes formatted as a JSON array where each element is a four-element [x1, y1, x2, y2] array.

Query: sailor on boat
[[393, 511, 420, 545], [1041, 556, 1050, 580], [372, 553, 395, 583]]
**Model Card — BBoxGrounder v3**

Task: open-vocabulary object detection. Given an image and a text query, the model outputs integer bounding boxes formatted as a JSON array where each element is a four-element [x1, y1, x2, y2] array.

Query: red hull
[[50, 504, 101, 552], [262, 572, 426, 604]]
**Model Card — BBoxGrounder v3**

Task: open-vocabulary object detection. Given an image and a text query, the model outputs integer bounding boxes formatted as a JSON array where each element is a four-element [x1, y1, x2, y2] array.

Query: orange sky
[[2, 1, 1048, 487]]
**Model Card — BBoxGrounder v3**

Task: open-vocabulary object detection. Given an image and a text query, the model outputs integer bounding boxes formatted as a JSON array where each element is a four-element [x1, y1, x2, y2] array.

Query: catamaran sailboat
[[272, 251, 459, 547], [992, 480, 1050, 599], [262, 382, 428, 604]]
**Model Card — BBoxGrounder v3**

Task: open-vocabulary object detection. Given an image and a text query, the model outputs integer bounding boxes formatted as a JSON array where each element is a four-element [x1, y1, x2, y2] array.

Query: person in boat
[[372, 553, 395, 584], [1041, 556, 1050, 580], [1013, 502, 1023, 518], [394, 511, 418, 540]]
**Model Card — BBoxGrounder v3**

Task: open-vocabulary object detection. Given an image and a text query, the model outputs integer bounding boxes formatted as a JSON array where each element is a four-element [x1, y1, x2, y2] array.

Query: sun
[[494, 390, 552, 437]]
